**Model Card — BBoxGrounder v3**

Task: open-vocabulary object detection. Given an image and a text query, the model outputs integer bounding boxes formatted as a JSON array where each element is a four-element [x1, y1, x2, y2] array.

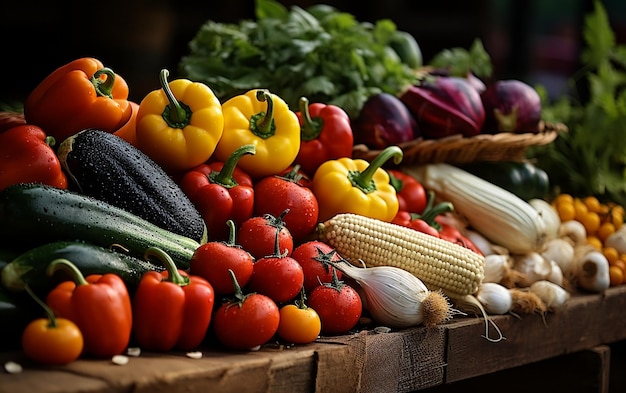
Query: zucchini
[[458, 161, 550, 201], [57, 128, 207, 243], [0, 286, 40, 351], [1, 241, 164, 295], [0, 183, 199, 269]]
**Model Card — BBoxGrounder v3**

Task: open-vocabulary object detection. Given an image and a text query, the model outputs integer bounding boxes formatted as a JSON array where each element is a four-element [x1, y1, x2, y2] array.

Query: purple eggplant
[[481, 79, 542, 134], [352, 93, 418, 149], [399, 76, 485, 139]]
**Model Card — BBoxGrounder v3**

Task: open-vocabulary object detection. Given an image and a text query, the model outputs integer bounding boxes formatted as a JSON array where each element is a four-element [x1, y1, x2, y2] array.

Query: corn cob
[[316, 213, 485, 299]]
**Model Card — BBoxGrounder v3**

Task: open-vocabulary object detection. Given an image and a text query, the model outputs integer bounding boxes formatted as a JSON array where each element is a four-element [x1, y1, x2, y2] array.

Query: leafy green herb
[[529, 0, 626, 206], [178, 0, 417, 119], [428, 38, 493, 79]]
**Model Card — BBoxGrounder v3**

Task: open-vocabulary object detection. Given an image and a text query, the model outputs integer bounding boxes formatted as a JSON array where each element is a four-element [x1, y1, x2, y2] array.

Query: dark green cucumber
[[0, 183, 199, 269], [57, 128, 207, 244], [1, 241, 164, 295]]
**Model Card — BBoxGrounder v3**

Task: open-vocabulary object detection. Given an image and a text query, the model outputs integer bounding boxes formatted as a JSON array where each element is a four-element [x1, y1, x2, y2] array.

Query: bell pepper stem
[[250, 89, 276, 137], [298, 96, 323, 141], [46, 259, 89, 286], [209, 144, 256, 188], [414, 191, 454, 229], [350, 146, 403, 193], [91, 67, 117, 99], [159, 69, 191, 127], [144, 247, 190, 286]]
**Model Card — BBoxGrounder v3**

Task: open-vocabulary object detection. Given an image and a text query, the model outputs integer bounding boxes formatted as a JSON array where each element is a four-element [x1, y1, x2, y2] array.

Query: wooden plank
[[444, 286, 626, 383], [419, 345, 612, 393], [1, 287, 625, 393]]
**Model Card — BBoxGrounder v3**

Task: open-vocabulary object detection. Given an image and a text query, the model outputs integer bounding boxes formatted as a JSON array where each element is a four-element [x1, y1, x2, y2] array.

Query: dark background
[[1, 0, 625, 106]]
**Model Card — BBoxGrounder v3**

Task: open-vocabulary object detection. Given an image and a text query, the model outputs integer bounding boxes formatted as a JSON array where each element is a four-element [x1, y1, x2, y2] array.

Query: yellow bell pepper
[[135, 69, 224, 174], [215, 89, 300, 178], [312, 146, 403, 222]]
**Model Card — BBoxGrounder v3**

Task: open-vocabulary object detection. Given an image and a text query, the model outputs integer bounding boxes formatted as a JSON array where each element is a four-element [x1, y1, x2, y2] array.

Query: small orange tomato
[[277, 303, 321, 345], [22, 317, 84, 365], [580, 211, 601, 235], [609, 265, 624, 286], [586, 235, 603, 250], [603, 246, 620, 265], [597, 221, 616, 243]]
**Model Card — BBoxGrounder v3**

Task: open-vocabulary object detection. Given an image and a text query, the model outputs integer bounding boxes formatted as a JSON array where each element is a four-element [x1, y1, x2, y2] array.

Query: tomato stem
[[24, 284, 58, 329]]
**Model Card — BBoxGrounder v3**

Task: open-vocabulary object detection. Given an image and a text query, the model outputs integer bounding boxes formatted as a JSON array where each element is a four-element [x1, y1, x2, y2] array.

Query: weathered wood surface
[[1, 286, 625, 393]]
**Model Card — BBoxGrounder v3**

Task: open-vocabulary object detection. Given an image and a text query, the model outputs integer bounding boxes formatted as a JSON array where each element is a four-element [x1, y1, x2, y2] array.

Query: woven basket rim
[[352, 121, 567, 165]]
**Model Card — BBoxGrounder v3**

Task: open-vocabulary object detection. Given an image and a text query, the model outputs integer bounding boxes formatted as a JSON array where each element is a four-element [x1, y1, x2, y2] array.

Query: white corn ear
[[405, 163, 548, 254]]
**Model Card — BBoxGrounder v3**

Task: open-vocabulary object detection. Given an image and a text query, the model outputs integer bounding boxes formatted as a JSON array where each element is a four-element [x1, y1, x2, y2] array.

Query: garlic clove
[[528, 280, 570, 311], [475, 282, 513, 315]]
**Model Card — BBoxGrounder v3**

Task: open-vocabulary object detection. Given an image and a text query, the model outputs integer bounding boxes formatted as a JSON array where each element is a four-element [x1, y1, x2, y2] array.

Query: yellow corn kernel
[[317, 213, 485, 299]]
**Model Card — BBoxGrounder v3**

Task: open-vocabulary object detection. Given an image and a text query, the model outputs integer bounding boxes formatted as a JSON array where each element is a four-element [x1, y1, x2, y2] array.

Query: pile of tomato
[[190, 211, 363, 350], [552, 194, 626, 286]]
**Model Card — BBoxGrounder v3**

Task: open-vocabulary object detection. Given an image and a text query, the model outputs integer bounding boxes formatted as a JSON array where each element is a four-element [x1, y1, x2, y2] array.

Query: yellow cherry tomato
[[277, 303, 321, 345], [22, 317, 84, 365], [554, 199, 576, 222], [580, 211, 601, 235], [609, 265, 624, 286], [586, 235, 603, 250], [583, 196, 603, 213], [597, 221, 616, 243], [603, 246, 620, 265]]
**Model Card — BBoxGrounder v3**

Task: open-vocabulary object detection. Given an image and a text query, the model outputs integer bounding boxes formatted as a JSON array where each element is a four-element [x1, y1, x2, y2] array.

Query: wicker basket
[[351, 121, 567, 165]]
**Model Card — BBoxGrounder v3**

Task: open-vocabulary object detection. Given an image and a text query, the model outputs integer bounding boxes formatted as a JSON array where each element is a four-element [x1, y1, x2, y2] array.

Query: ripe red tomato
[[277, 302, 321, 344], [292, 241, 343, 292], [237, 212, 294, 260], [247, 253, 305, 303], [307, 275, 362, 335], [213, 292, 280, 350], [253, 166, 319, 242], [190, 222, 255, 295]]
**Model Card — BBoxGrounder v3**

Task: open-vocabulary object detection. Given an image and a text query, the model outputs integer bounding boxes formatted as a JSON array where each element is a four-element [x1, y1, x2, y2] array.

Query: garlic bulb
[[576, 249, 610, 293], [546, 260, 564, 287], [528, 280, 570, 311], [475, 283, 512, 315], [558, 220, 587, 246], [330, 262, 453, 328], [605, 226, 626, 254], [541, 238, 575, 278], [483, 254, 510, 283], [513, 252, 553, 287]]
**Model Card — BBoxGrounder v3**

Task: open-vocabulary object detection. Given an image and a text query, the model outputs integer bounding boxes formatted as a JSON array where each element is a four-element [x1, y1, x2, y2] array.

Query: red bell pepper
[[132, 247, 215, 352], [435, 215, 484, 255], [294, 97, 353, 177], [45, 259, 132, 358], [24, 57, 132, 142], [392, 211, 440, 237], [0, 125, 68, 192], [179, 144, 256, 241], [391, 190, 452, 237], [388, 169, 427, 214]]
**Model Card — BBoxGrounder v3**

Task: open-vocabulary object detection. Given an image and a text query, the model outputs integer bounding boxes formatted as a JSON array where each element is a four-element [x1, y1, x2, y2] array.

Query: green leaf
[[255, 0, 288, 20], [581, 0, 614, 67]]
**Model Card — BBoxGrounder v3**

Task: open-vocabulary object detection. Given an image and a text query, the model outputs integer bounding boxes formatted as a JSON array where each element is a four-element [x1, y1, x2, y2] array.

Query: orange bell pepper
[[24, 57, 132, 142], [45, 259, 132, 358]]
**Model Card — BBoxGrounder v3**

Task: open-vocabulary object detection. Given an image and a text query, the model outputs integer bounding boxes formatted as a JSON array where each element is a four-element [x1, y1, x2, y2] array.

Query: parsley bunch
[[529, 0, 626, 206], [178, 0, 417, 119]]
